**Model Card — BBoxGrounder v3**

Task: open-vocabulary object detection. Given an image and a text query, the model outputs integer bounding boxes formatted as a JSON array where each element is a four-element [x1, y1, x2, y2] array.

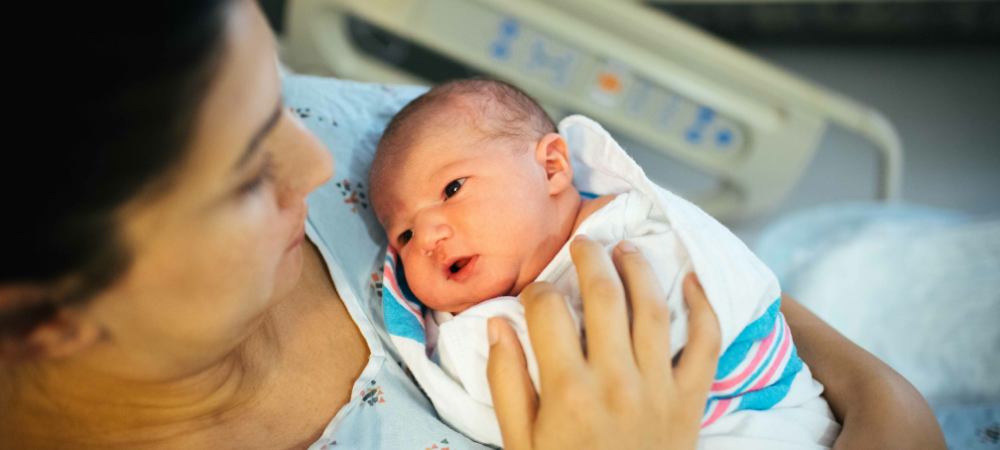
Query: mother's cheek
[[216, 206, 287, 297]]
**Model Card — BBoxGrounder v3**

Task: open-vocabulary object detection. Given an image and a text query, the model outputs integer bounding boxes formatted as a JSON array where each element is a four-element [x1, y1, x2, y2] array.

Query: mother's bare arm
[[782, 294, 946, 450]]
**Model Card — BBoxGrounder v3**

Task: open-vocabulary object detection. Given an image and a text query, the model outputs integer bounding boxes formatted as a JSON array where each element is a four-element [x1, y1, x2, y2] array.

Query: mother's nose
[[273, 108, 335, 208]]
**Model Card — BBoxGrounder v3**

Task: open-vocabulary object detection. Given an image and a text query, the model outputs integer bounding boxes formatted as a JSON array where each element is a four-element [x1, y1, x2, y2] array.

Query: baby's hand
[[486, 236, 720, 450]]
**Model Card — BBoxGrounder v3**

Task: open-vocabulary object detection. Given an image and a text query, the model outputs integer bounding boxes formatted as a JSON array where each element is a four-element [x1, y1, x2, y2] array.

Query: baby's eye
[[398, 230, 413, 246], [444, 178, 466, 199]]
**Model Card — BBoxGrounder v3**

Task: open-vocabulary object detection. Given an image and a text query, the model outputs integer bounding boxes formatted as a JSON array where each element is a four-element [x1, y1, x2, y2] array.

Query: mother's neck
[[2, 315, 278, 449]]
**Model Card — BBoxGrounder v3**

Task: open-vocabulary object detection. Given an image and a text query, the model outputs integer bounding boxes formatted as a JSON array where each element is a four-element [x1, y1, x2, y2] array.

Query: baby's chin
[[418, 275, 519, 314], [422, 289, 507, 314], [429, 299, 482, 315]]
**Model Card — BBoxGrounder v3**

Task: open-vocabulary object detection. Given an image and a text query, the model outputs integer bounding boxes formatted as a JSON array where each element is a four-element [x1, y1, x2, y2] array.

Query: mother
[[1, 1, 943, 449]]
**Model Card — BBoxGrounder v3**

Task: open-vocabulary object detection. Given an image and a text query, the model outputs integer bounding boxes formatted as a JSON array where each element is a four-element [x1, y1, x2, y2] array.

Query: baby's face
[[374, 122, 562, 313]]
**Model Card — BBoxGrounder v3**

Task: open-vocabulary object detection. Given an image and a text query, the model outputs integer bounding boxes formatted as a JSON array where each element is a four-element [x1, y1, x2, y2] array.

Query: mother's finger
[[674, 273, 721, 392], [570, 236, 635, 371], [487, 317, 537, 450], [520, 281, 586, 392], [611, 241, 673, 382]]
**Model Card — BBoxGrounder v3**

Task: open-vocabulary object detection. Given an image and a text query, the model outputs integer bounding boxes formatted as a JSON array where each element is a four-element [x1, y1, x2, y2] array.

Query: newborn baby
[[370, 79, 840, 448]]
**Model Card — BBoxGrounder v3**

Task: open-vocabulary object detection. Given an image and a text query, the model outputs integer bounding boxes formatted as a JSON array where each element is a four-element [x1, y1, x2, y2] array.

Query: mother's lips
[[286, 205, 310, 252], [286, 226, 306, 251]]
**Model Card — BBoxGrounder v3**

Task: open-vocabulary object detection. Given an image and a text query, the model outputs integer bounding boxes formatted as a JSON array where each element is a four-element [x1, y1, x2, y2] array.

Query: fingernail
[[488, 319, 499, 346], [574, 234, 591, 242], [619, 240, 637, 252]]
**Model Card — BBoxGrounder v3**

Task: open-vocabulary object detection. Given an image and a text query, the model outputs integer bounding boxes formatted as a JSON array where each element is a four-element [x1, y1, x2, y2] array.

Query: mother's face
[[79, 0, 333, 379]]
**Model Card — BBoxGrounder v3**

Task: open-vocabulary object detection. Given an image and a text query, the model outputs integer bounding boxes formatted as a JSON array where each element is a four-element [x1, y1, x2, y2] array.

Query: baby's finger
[[611, 241, 673, 382], [570, 236, 636, 374], [487, 318, 537, 450], [521, 281, 586, 392], [674, 273, 721, 393]]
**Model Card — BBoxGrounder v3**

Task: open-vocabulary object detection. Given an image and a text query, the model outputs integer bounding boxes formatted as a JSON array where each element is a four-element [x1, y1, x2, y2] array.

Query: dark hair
[[369, 78, 556, 208], [0, 1, 231, 337]]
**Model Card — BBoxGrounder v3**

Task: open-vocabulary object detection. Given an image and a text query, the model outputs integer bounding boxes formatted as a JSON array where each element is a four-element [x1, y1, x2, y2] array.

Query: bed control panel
[[428, 5, 747, 156]]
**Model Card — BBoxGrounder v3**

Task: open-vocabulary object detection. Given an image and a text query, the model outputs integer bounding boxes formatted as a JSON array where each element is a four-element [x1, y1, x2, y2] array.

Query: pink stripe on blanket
[[702, 398, 733, 428], [748, 321, 792, 392], [711, 319, 778, 392], [385, 247, 424, 325], [384, 265, 402, 299]]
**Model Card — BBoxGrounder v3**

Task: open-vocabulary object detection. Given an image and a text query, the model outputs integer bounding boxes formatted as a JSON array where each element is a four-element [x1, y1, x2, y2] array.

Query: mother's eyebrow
[[233, 96, 284, 171]]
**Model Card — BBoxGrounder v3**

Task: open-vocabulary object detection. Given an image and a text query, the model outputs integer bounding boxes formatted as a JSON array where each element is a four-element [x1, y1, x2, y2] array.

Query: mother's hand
[[486, 237, 721, 450]]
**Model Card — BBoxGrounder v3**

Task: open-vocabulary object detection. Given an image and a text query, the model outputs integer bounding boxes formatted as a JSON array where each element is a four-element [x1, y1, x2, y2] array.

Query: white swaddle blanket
[[381, 115, 839, 448]]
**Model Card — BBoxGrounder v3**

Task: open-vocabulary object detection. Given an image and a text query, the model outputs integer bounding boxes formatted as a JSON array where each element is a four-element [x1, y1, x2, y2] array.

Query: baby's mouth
[[450, 257, 472, 274], [446, 255, 479, 282]]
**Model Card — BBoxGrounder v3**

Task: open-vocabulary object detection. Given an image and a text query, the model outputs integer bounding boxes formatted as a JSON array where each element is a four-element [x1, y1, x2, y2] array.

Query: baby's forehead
[[371, 91, 539, 216], [420, 96, 495, 139], [376, 129, 515, 205], [403, 104, 516, 159], [394, 129, 502, 181]]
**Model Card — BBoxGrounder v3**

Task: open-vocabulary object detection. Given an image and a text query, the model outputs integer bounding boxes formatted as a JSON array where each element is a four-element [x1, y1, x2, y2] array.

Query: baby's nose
[[416, 222, 453, 255]]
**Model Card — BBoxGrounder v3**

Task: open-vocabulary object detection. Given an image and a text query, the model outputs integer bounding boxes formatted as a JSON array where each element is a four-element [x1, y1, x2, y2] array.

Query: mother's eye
[[398, 230, 413, 246], [444, 178, 466, 199]]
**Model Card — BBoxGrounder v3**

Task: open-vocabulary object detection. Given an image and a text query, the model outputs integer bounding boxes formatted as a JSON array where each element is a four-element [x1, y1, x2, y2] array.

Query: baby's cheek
[[401, 266, 461, 312], [401, 255, 435, 300]]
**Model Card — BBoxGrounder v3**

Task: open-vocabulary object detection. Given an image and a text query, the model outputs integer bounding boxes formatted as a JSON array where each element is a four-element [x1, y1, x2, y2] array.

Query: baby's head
[[370, 79, 581, 313]]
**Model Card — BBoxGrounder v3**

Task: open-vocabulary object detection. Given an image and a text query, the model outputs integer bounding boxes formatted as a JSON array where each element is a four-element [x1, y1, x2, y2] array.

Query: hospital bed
[[281, 0, 902, 221]]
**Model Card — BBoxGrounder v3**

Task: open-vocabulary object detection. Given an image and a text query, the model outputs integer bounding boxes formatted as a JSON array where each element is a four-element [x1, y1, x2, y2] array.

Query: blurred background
[[264, 0, 999, 447], [262, 0, 999, 242]]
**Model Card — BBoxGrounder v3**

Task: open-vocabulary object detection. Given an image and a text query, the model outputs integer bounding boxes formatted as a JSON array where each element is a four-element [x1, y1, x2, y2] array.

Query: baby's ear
[[533, 133, 573, 195]]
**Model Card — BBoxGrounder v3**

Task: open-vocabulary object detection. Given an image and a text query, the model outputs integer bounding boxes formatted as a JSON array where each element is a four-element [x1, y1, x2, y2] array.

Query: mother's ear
[[533, 133, 573, 196], [0, 285, 103, 362]]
